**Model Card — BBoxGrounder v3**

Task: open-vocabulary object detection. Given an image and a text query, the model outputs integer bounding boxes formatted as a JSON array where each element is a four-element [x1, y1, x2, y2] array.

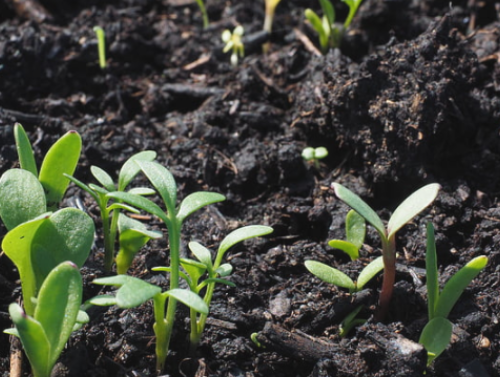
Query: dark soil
[[1, 0, 500, 376]]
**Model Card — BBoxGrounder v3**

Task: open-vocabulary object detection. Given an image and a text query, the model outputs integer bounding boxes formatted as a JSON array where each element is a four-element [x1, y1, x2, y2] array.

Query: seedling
[[100, 160, 225, 372], [5, 261, 89, 377], [263, 0, 283, 52], [154, 225, 273, 353], [305, 0, 364, 53], [332, 182, 440, 319], [328, 209, 366, 260], [222, 26, 245, 66], [419, 223, 488, 365], [339, 304, 365, 337], [302, 146, 328, 169], [93, 26, 107, 69], [194, 0, 209, 29], [66, 150, 158, 272]]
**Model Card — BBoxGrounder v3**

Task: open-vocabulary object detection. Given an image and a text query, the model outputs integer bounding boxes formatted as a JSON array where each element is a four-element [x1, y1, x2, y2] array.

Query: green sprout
[[263, 0, 283, 52], [194, 0, 209, 29], [332, 182, 440, 320], [66, 151, 159, 273], [154, 225, 273, 353], [92, 160, 225, 372], [222, 25, 245, 66], [328, 209, 366, 260], [419, 223, 488, 365], [305, 0, 364, 53], [5, 262, 89, 377], [93, 26, 107, 69], [302, 146, 328, 169]]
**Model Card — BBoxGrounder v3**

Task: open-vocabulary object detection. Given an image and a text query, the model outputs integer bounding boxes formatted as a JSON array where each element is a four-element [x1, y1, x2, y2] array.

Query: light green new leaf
[[434, 256, 488, 319], [34, 262, 83, 369], [332, 183, 386, 239], [387, 183, 440, 239], [0, 169, 47, 230], [177, 192, 226, 223], [91, 166, 115, 191], [305, 260, 355, 291], [218, 225, 273, 262], [189, 241, 214, 269], [356, 256, 384, 290], [345, 210, 366, 249], [136, 160, 177, 214], [39, 131, 82, 210], [319, 0, 335, 27], [419, 317, 453, 365], [166, 288, 209, 315], [118, 150, 157, 191], [14, 123, 38, 176], [426, 222, 439, 320], [328, 240, 360, 260]]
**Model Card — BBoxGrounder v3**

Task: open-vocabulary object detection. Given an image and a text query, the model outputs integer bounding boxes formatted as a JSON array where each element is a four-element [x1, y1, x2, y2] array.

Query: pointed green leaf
[[128, 187, 156, 196], [35, 262, 82, 368], [419, 317, 452, 365], [345, 210, 366, 249], [106, 191, 170, 226], [356, 256, 384, 291], [0, 169, 47, 230], [319, 0, 335, 26], [39, 131, 82, 210], [8, 303, 51, 377], [218, 225, 273, 259], [188, 241, 213, 269], [328, 240, 360, 260], [387, 183, 440, 239], [87, 294, 118, 306], [166, 288, 209, 315], [305, 260, 355, 291], [92, 275, 161, 308], [91, 166, 115, 191], [199, 277, 235, 289], [107, 203, 141, 213], [136, 160, 177, 214], [65, 174, 98, 201], [118, 151, 157, 191], [14, 123, 38, 176], [426, 223, 439, 320], [177, 192, 225, 223], [332, 183, 386, 239], [434, 256, 488, 319]]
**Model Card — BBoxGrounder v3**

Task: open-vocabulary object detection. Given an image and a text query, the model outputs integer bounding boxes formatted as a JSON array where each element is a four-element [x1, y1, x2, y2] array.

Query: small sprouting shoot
[[222, 25, 245, 66], [302, 146, 328, 169], [93, 26, 107, 69]]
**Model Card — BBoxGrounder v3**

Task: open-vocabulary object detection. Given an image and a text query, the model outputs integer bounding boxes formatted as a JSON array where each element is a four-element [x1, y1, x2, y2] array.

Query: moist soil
[[0, 0, 500, 376]]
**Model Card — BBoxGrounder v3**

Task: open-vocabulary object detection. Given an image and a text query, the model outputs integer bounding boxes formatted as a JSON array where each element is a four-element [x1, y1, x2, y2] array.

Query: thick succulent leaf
[[332, 183, 386, 239], [8, 303, 51, 377], [345, 210, 366, 249], [426, 222, 439, 320], [356, 256, 384, 291], [118, 151, 157, 191], [0, 169, 46, 230], [328, 240, 360, 260], [31, 208, 95, 287], [434, 256, 488, 319], [136, 160, 177, 214], [305, 260, 355, 291], [165, 288, 208, 315], [419, 317, 453, 365], [215, 263, 233, 277], [39, 131, 82, 210], [14, 123, 38, 176], [177, 192, 225, 224], [34, 262, 82, 368], [387, 183, 440, 239], [91, 166, 115, 191]]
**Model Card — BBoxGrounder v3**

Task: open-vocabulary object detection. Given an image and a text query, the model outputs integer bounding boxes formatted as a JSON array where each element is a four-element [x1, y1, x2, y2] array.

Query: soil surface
[[1, 0, 500, 376]]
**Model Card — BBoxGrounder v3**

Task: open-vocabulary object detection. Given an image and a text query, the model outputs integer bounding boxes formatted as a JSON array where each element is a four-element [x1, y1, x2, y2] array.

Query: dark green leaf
[[426, 223, 439, 320]]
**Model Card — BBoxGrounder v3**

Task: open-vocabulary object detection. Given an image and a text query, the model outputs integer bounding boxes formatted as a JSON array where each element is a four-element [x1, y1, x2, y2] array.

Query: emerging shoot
[[222, 26, 245, 66], [302, 146, 328, 169], [93, 26, 107, 69]]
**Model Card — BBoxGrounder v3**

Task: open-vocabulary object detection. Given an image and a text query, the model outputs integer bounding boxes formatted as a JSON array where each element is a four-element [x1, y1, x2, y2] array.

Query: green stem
[[375, 236, 396, 321], [343, 0, 362, 29], [153, 293, 168, 373], [194, 0, 209, 28], [104, 208, 120, 272]]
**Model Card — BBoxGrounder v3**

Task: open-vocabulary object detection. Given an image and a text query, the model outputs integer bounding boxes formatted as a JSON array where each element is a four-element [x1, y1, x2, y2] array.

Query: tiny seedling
[[328, 209, 366, 260], [302, 146, 328, 169], [194, 0, 209, 29], [263, 0, 283, 52], [5, 261, 89, 377], [222, 26, 245, 66], [93, 26, 107, 69], [339, 304, 365, 337], [154, 225, 273, 353], [101, 160, 225, 372], [419, 223, 488, 365], [66, 150, 159, 273], [305, 0, 364, 53], [332, 182, 440, 319]]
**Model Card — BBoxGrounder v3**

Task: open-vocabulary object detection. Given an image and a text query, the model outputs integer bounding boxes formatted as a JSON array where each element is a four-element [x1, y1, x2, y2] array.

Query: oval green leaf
[[118, 151, 157, 191], [345, 209, 366, 249], [328, 240, 360, 260], [166, 288, 209, 315], [305, 260, 355, 291], [419, 317, 452, 365], [14, 123, 38, 176], [177, 192, 226, 224], [356, 256, 384, 291], [136, 160, 177, 214], [91, 166, 115, 191]]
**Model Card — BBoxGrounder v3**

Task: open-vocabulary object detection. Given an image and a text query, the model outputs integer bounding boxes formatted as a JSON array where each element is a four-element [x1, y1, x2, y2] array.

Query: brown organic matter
[[0, 1, 500, 376]]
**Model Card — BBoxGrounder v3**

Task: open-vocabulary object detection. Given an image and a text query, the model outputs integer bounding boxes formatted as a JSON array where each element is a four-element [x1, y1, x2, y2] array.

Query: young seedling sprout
[[194, 0, 209, 29], [302, 146, 328, 169], [222, 25, 245, 66], [263, 0, 283, 52], [93, 26, 107, 69], [305, 0, 364, 53], [332, 182, 440, 320], [419, 223, 487, 365]]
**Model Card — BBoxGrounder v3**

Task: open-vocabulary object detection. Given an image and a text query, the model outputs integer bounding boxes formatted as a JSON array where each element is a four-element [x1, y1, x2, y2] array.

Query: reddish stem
[[375, 236, 396, 321]]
